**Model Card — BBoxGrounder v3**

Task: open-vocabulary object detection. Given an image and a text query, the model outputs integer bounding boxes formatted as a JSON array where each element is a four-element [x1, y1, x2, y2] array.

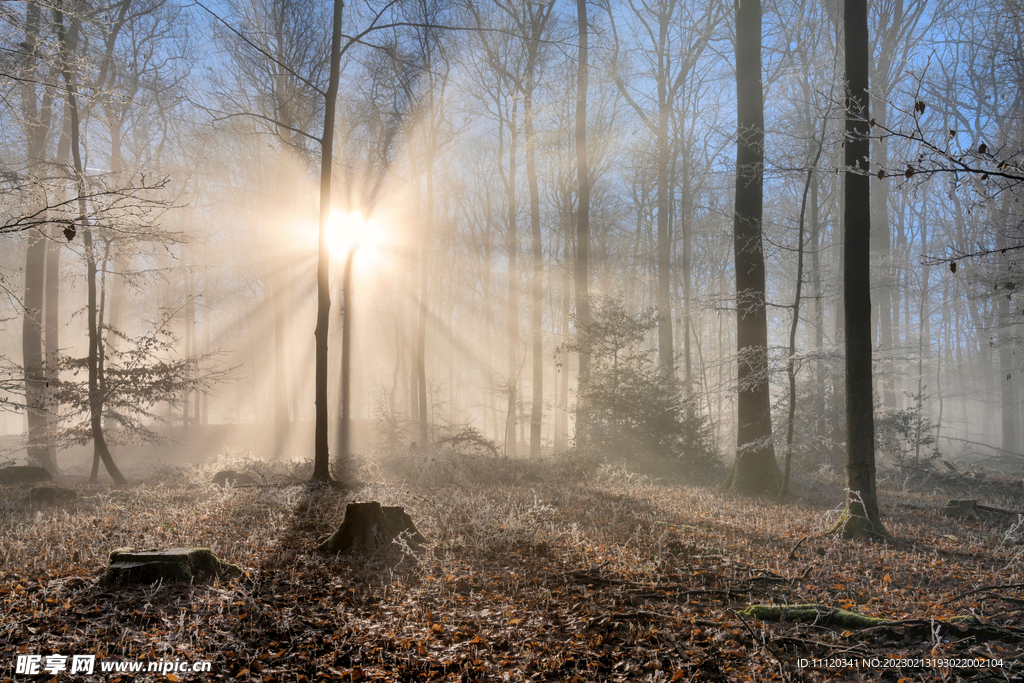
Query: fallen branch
[[856, 617, 1024, 643], [787, 536, 808, 560], [732, 608, 791, 682], [940, 582, 1024, 606], [739, 604, 887, 628], [628, 588, 748, 601]]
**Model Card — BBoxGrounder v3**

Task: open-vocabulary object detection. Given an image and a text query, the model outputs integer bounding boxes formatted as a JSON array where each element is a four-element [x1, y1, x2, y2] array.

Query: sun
[[326, 209, 384, 267]]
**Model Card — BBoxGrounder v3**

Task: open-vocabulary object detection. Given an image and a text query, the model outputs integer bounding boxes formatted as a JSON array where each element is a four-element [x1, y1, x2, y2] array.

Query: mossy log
[[317, 501, 426, 553], [100, 548, 242, 587], [739, 604, 889, 628]]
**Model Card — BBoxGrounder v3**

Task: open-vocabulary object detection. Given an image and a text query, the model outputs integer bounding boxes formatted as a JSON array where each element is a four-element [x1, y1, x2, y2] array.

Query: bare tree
[[606, 0, 721, 379], [722, 0, 780, 495], [835, 0, 889, 539]]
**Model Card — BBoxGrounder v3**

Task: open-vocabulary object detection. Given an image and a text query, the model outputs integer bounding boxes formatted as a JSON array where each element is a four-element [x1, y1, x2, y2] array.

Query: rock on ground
[[0, 466, 53, 486], [100, 548, 242, 587]]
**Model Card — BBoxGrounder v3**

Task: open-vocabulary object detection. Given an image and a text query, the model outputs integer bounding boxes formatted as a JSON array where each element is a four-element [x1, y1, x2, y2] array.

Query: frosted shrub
[[1005, 514, 1024, 545]]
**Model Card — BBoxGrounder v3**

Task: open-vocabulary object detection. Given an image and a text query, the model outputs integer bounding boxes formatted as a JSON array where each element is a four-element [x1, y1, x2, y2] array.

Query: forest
[[2, 0, 1024, 679]]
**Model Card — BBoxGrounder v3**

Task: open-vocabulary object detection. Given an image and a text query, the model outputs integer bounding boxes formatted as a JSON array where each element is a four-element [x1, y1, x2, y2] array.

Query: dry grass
[[1, 452, 1022, 681]]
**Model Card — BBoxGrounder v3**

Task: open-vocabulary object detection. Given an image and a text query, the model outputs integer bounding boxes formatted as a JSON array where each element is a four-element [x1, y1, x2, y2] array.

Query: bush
[[875, 393, 940, 469], [564, 297, 718, 479]]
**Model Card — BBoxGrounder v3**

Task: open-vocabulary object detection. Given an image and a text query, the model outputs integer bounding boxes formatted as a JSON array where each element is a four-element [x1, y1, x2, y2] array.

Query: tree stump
[[317, 502, 426, 553], [0, 466, 53, 486], [100, 548, 242, 587], [940, 499, 979, 519]]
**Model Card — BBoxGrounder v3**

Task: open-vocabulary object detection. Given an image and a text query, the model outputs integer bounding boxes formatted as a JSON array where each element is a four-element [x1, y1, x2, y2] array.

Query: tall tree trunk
[[53, 2, 125, 484], [914, 201, 931, 463], [272, 152, 291, 457], [417, 151, 432, 446], [780, 141, 823, 500], [873, 97, 896, 409], [337, 248, 355, 468], [410, 187, 421, 425], [656, 102, 674, 378], [23, 232, 51, 472], [482, 232, 498, 441], [837, 0, 887, 539], [809, 172, 825, 443], [20, 0, 58, 475], [723, 0, 780, 495], [681, 160, 693, 393], [997, 220, 1018, 453], [44, 225, 61, 468], [44, 100, 73, 471], [556, 229, 571, 451], [506, 106, 519, 457], [311, 0, 343, 482], [574, 0, 591, 443], [104, 117, 126, 360], [183, 269, 192, 437], [526, 83, 543, 456]]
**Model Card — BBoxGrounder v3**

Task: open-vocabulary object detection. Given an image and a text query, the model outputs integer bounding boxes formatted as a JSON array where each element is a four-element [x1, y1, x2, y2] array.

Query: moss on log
[[739, 604, 889, 628]]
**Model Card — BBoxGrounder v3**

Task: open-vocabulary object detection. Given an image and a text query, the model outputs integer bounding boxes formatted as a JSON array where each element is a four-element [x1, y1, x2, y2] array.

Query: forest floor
[[1, 451, 1023, 682]]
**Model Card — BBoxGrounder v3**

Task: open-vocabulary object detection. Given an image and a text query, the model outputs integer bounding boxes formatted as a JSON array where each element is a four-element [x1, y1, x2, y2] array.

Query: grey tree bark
[[836, 0, 888, 539], [723, 0, 780, 495], [574, 0, 591, 394], [19, 0, 59, 475]]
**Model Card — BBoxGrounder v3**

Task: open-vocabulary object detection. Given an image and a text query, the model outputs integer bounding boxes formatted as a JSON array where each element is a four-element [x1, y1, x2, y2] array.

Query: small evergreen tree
[[563, 297, 717, 478], [874, 392, 941, 469]]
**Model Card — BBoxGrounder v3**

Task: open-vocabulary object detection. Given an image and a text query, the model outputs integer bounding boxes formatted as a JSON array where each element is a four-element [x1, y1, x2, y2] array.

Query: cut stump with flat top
[[940, 499, 979, 519], [317, 502, 426, 553], [0, 466, 52, 486], [100, 548, 242, 587]]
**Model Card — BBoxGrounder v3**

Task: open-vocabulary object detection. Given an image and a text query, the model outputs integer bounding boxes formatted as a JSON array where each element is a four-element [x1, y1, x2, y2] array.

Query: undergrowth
[[1, 451, 1022, 682]]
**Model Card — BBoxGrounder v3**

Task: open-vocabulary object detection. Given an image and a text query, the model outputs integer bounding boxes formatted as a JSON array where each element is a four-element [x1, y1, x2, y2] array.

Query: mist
[[1, 0, 1022, 485]]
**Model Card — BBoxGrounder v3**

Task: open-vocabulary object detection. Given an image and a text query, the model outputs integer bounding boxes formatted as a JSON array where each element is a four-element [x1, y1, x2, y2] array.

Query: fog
[[2, 0, 1023, 483]]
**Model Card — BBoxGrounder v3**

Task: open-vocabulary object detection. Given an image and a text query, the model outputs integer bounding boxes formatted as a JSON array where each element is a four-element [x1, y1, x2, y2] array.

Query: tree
[[470, 0, 555, 456], [574, 0, 591, 392], [213, 0, 331, 457], [311, 0, 344, 482], [869, 0, 928, 411], [835, 0, 889, 540], [16, 0, 59, 475], [605, 0, 721, 379], [53, 0, 128, 484], [722, 0, 780, 495], [466, 0, 528, 456], [408, 0, 455, 448], [562, 297, 717, 476], [310, 0, 413, 481]]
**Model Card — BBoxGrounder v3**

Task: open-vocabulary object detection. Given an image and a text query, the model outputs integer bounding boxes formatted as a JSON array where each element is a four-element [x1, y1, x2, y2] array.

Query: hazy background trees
[[2, 0, 1024, 487]]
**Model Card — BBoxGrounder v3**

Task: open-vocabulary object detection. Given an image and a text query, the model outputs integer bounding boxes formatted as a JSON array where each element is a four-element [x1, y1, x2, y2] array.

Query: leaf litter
[[1, 462, 1022, 682]]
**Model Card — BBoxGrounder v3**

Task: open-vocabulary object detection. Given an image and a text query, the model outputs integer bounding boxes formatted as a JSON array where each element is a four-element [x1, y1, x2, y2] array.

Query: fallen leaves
[[0, 474, 1022, 682]]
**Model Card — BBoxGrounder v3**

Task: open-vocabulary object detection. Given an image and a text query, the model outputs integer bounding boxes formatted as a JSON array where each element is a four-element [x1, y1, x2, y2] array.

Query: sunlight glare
[[326, 209, 385, 270]]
